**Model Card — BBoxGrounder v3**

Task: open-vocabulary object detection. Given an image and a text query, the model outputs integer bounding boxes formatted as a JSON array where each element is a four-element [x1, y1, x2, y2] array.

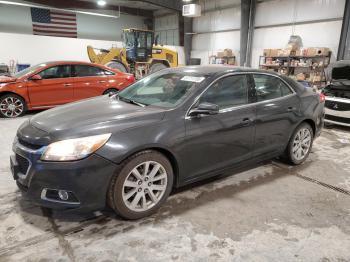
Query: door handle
[[287, 106, 296, 112], [64, 83, 72, 87], [99, 80, 107, 83], [241, 118, 252, 126]]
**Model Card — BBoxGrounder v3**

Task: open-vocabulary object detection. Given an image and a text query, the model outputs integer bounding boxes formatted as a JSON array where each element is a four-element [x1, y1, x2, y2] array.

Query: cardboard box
[[223, 48, 233, 57], [306, 47, 330, 57], [270, 49, 282, 57], [263, 49, 271, 57], [217, 51, 225, 58], [278, 49, 291, 56]]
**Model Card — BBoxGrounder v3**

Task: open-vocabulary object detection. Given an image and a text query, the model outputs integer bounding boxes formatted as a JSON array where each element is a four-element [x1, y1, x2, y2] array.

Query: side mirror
[[30, 74, 42, 80], [189, 102, 219, 117]]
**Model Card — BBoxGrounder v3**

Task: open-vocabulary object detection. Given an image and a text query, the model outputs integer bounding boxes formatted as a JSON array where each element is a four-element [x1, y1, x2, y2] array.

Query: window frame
[[35, 64, 73, 80], [72, 64, 109, 78], [186, 72, 296, 119], [251, 73, 296, 103], [196, 74, 251, 111]]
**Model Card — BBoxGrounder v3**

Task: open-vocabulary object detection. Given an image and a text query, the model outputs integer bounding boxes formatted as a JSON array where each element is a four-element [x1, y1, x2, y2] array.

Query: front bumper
[[325, 108, 350, 127], [10, 140, 118, 211]]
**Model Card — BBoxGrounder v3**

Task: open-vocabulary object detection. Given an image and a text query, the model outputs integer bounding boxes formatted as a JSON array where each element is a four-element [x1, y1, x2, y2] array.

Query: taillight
[[127, 74, 135, 82], [319, 93, 326, 103]]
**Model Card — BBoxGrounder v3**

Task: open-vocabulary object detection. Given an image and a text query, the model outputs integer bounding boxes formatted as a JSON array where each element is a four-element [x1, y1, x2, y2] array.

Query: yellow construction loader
[[87, 28, 178, 79]]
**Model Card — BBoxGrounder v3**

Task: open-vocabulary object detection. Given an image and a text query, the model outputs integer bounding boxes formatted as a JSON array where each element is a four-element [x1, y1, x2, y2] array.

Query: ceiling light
[[183, 0, 192, 2], [97, 0, 106, 6]]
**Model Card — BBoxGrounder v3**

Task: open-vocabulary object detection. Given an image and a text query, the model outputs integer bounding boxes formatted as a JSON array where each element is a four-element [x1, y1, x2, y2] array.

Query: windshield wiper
[[118, 96, 146, 107]]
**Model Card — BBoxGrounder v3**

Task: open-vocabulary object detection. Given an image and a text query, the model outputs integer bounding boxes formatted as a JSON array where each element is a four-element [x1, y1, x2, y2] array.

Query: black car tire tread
[[284, 122, 314, 165], [0, 93, 27, 118], [107, 150, 173, 220]]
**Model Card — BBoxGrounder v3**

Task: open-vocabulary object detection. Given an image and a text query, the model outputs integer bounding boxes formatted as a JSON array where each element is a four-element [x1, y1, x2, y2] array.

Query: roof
[[44, 61, 96, 66], [167, 65, 279, 76]]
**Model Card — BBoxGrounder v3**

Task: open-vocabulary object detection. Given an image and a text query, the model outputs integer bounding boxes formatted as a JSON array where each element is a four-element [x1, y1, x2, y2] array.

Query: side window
[[104, 70, 115, 75], [38, 65, 71, 79], [74, 65, 105, 77], [253, 74, 293, 102], [199, 75, 249, 110]]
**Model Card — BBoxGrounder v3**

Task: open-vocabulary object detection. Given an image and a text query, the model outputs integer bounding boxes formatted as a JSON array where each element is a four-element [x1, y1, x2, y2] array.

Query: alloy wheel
[[292, 128, 312, 161], [122, 161, 168, 212], [0, 96, 24, 118]]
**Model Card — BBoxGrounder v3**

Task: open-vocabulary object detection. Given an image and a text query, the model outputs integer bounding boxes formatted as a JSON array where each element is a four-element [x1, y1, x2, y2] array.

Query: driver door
[[27, 65, 74, 107], [182, 74, 256, 182]]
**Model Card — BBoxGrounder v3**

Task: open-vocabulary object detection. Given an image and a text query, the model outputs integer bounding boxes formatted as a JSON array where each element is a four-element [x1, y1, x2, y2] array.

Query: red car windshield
[[14, 63, 48, 78]]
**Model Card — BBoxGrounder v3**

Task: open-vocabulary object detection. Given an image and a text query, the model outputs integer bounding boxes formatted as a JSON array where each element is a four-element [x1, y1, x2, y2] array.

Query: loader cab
[[123, 29, 153, 63]]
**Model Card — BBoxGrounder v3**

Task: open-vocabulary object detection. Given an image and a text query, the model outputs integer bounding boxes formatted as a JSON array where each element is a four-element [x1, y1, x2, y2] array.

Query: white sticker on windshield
[[180, 76, 205, 83]]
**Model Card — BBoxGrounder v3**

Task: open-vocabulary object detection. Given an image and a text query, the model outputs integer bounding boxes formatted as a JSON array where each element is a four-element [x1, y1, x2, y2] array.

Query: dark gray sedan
[[11, 66, 325, 219]]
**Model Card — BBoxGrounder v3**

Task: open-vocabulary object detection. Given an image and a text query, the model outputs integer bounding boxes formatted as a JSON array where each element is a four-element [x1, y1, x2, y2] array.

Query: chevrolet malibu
[[11, 66, 325, 219], [0, 61, 135, 118]]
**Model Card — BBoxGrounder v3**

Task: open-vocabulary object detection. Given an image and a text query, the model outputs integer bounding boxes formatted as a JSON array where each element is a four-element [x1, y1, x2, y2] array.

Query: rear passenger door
[[252, 74, 299, 157], [72, 65, 110, 100]]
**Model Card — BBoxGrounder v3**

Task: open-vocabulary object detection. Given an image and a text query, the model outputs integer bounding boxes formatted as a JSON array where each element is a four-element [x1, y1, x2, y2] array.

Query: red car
[[0, 61, 135, 118]]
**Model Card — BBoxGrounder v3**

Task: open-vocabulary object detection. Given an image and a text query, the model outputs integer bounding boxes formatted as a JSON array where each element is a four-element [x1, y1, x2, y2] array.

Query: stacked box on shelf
[[260, 47, 331, 88]]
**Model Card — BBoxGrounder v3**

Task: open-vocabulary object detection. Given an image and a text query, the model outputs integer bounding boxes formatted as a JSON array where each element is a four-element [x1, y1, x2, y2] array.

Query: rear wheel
[[0, 94, 26, 118], [149, 63, 167, 74], [284, 123, 313, 165], [108, 150, 173, 220], [106, 61, 127, 73]]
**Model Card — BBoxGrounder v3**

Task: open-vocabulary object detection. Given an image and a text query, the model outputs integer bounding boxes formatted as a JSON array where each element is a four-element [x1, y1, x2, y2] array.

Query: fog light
[[58, 190, 69, 201]]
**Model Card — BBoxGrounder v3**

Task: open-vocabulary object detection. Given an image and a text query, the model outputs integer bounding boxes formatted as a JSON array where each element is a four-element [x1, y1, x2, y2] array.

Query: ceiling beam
[[25, 0, 154, 18], [132, 0, 182, 11]]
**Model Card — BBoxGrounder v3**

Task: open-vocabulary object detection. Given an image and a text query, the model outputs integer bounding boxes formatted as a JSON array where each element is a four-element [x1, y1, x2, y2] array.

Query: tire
[[284, 122, 314, 165], [106, 61, 127, 73], [0, 94, 27, 118], [149, 63, 168, 74], [108, 150, 173, 220], [103, 88, 118, 96]]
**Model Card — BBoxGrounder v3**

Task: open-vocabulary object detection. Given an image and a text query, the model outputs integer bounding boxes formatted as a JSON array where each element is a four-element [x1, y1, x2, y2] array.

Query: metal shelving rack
[[259, 52, 331, 88], [209, 55, 236, 65]]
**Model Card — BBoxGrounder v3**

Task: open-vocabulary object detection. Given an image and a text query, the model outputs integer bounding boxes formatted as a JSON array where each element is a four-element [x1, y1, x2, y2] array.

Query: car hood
[[0, 76, 17, 83], [28, 95, 166, 142]]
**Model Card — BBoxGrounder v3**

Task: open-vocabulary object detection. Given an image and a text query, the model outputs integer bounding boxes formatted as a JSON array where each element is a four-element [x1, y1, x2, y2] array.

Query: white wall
[[0, 3, 146, 41], [154, 12, 180, 46], [191, 0, 346, 67], [0, 32, 185, 68], [252, 0, 345, 67], [191, 0, 241, 65]]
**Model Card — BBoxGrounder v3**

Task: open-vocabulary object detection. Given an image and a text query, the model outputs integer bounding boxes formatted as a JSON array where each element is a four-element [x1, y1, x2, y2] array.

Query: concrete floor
[[1, 114, 350, 262]]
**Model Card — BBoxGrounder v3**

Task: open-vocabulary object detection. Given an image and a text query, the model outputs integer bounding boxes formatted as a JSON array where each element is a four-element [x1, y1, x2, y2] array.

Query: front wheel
[[108, 150, 173, 220], [0, 94, 27, 118], [284, 123, 314, 165]]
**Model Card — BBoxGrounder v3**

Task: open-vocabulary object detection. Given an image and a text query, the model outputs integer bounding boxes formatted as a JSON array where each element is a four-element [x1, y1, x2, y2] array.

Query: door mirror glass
[[189, 102, 219, 117], [30, 74, 42, 80]]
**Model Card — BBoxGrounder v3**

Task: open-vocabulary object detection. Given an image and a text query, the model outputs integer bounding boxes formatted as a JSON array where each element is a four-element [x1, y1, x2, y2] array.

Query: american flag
[[30, 7, 77, 38]]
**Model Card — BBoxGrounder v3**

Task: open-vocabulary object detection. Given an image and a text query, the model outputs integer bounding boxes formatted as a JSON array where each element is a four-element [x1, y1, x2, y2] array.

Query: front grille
[[325, 100, 350, 111], [16, 154, 30, 175], [325, 114, 350, 124], [18, 138, 43, 150]]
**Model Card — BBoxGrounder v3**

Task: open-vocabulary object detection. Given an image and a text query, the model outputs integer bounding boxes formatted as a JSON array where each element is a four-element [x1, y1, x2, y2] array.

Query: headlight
[[41, 133, 111, 161]]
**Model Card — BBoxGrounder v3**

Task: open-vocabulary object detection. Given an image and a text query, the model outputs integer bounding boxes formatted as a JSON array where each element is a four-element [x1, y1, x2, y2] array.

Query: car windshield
[[14, 63, 47, 78], [118, 72, 206, 108]]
